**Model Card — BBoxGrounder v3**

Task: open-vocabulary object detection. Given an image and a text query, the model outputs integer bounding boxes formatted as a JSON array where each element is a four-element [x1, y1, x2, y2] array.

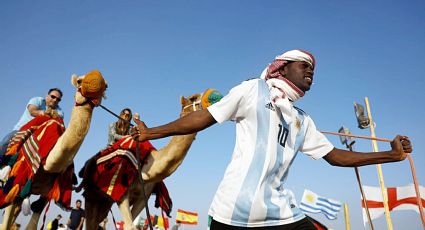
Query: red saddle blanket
[[0, 116, 74, 210], [91, 136, 173, 216]]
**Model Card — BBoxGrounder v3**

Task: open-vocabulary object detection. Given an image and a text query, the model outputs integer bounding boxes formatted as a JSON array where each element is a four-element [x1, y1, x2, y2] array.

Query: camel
[[0, 70, 107, 230], [80, 93, 204, 230]]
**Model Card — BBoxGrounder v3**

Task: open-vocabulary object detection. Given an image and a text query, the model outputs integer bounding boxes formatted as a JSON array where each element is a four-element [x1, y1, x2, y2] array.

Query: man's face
[[45, 90, 62, 108], [76, 201, 81, 208], [280, 61, 314, 93]]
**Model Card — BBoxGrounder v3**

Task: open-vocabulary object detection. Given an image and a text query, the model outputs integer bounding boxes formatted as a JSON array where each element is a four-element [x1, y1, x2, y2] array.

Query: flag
[[176, 209, 198, 225], [145, 215, 169, 229], [300, 189, 342, 220], [116, 221, 124, 230], [362, 184, 425, 225]]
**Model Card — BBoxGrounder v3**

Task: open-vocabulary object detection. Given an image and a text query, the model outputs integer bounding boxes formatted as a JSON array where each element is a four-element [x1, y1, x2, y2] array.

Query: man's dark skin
[[132, 60, 412, 171]]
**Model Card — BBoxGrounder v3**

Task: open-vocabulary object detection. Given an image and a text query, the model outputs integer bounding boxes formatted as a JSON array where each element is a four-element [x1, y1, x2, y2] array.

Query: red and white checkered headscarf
[[260, 49, 315, 80]]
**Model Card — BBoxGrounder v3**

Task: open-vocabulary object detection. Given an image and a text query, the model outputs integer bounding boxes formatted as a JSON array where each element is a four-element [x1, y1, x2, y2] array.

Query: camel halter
[[182, 98, 202, 112], [98, 104, 155, 230], [75, 88, 102, 108]]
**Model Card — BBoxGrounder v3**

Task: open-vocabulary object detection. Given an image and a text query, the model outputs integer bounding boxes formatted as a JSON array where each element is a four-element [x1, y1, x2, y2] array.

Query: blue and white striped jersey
[[207, 79, 334, 227]]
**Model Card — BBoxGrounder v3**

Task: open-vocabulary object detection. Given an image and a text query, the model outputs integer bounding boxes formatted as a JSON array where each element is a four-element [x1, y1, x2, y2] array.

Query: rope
[[110, 209, 118, 230], [407, 154, 425, 228], [99, 104, 134, 127]]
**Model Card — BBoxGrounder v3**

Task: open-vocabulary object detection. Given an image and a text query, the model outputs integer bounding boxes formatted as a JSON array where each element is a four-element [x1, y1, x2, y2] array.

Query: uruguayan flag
[[299, 189, 342, 220]]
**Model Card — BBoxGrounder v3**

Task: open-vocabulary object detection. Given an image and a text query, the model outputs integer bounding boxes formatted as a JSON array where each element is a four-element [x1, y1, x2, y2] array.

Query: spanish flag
[[176, 209, 198, 225]]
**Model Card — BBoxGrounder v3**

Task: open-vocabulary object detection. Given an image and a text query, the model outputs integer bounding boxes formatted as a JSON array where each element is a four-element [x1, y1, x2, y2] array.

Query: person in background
[[51, 214, 62, 230], [171, 221, 181, 230], [67, 199, 85, 230]]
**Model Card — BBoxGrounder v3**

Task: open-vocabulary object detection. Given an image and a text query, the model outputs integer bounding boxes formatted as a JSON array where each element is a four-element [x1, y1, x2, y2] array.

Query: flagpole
[[365, 97, 393, 230], [344, 203, 351, 230], [347, 144, 374, 230]]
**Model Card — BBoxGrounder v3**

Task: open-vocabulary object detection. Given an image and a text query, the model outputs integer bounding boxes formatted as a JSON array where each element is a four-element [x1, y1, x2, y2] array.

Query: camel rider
[[0, 88, 64, 155]]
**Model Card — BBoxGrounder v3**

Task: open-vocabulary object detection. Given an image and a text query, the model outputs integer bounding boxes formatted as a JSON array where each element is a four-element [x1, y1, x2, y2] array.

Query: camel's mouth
[[72, 70, 108, 107], [80, 70, 107, 99]]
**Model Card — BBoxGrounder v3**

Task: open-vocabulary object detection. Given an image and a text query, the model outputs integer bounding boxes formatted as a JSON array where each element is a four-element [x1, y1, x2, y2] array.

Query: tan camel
[[0, 70, 107, 230], [81, 93, 202, 230]]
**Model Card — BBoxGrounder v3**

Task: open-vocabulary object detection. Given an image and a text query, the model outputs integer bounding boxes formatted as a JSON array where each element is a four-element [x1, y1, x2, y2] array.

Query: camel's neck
[[160, 133, 197, 158], [159, 111, 197, 157], [142, 132, 197, 182], [44, 103, 93, 173]]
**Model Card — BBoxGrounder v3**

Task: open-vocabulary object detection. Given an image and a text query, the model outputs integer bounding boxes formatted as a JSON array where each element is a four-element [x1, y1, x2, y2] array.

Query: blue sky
[[1, 1, 424, 229]]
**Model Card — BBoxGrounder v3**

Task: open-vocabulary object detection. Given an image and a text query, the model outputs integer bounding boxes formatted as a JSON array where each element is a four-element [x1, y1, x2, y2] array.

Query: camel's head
[[71, 70, 108, 107], [180, 88, 223, 116], [180, 93, 201, 115]]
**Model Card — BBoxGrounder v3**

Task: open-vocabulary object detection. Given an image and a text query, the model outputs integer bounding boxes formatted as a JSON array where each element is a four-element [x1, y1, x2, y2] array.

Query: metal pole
[[348, 143, 374, 230]]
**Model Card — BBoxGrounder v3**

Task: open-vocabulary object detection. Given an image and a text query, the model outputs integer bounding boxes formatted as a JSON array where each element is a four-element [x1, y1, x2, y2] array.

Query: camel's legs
[[0, 204, 19, 230], [118, 193, 136, 230], [25, 212, 41, 230], [11, 204, 21, 226], [130, 182, 155, 220], [85, 198, 112, 230], [25, 196, 48, 230]]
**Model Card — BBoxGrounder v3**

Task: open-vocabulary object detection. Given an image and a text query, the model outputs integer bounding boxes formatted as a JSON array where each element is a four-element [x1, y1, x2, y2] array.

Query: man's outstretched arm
[[132, 109, 217, 141], [324, 135, 412, 167]]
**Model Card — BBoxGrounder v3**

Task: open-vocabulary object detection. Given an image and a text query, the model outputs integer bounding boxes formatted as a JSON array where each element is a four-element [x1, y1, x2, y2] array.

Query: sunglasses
[[49, 94, 62, 102]]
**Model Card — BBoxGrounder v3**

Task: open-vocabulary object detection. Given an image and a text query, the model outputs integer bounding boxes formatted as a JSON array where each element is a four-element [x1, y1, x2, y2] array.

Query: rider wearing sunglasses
[[0, 88, 64, 155]]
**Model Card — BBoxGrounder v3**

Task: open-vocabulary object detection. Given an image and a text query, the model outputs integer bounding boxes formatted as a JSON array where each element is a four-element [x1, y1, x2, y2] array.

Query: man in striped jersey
[[131, 50, 412, 230]]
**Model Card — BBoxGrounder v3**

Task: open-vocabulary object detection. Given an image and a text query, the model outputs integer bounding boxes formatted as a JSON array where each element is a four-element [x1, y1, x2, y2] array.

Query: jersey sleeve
[[207, 80, 255, 124], [300, 116, 334, 160]]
